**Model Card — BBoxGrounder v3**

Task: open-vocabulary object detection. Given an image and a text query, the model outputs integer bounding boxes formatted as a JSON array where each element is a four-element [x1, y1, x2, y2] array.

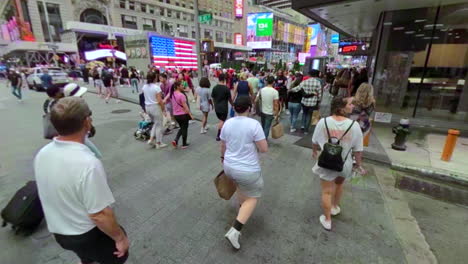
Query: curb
[[391, 163, 468, 188]]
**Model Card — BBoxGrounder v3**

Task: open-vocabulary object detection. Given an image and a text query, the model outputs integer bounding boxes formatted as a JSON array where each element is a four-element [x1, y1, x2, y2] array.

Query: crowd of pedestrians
[[5, 62, 377, 262]]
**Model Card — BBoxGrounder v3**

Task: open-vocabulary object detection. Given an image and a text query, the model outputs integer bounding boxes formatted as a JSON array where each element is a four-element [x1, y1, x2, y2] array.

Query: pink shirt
[[171, 91, 187, 116]]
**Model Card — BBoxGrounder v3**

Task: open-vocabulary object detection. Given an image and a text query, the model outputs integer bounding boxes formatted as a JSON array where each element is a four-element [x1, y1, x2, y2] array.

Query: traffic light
[[201, 39, 214, 53]]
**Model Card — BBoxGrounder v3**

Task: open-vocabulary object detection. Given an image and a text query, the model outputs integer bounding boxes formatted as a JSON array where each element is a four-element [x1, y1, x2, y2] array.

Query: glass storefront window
[[37, 1, 63, 42], [373, 3, 468, 122]]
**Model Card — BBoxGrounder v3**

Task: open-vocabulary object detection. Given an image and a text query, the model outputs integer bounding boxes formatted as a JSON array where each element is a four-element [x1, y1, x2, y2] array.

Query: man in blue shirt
[[40, 68, 53, 90]]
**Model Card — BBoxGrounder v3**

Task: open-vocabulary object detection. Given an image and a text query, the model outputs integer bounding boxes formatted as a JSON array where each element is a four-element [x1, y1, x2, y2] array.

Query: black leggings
[[174, 114, 190, 146]]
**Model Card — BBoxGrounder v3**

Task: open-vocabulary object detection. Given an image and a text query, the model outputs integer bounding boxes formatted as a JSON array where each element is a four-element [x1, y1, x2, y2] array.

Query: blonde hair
[[354, 83, 375, 108], [240, 72, 248, 80]]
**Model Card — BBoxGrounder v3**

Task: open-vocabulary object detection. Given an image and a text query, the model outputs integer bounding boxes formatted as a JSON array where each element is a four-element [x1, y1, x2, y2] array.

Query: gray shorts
[[224, 165, 263, 198]]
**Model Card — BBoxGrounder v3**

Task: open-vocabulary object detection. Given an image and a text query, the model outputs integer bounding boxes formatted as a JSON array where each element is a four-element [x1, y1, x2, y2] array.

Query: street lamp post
[[41, 1, 58, 66], [194, 0, 202, 76]]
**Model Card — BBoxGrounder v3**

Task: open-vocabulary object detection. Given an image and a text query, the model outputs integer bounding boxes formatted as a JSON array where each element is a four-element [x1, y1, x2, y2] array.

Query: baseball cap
[[63, 83, 88, 97]]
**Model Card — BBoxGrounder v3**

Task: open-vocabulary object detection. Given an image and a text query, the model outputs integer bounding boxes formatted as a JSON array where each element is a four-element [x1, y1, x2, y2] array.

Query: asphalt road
[[0, 81, 467, 264]]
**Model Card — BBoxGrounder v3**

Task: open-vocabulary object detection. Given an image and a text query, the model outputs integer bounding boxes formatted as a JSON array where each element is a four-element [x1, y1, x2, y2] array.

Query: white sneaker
[[191, 99, 196, 103], [224, 227, 241, 250], [156, 143, 168, 149], [319, 215, 331, 231], [189, 120, 195, 124], [200, 128, 207, 134], [331, 206, 341, 216], [290, 128, 296, 133], [116, 100, 122, 103], [286, 110, 290, 115]]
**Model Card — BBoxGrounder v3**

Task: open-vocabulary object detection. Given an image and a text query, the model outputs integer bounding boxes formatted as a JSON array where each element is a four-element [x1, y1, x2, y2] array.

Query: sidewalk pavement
[[366, 123, 468, 186]]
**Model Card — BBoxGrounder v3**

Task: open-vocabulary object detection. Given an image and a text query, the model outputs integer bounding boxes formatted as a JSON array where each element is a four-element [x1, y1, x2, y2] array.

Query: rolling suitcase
[[1, 181, 44, 235]]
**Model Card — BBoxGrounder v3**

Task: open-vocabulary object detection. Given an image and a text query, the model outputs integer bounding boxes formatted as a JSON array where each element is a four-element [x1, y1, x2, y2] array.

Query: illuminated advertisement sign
[[309, 24, 321, 46], [149, 35, 197, 70], [331, 34, 339, 44], [85, 49, 127, 61], [246, 12, 273, 49], [235, 0, 243, 18], [234, 33, 243, 45], [338, 42, 367, 55], [298, 52, 310, 65]]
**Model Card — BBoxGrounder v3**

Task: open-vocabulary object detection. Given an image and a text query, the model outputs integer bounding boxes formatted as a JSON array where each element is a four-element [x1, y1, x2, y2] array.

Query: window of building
[[175, 1, 179, 6], [167, 9, 172, 18], [190, 4, 193, 9], [182, 2, 186, 8], [216, 31, 223, 42], [166, 0, 171, 4], [141, 3, 147, 12], [191, 26, 196, 38], [119, 0, 126, 9], [143, 18, 156, 31], [149, 5, 155, 14], [225, 32, 232, 43], [128, 1, 135, 10], [190, 14, 194, 21], [176, 11, 180, 19], [161, 21, 174, 36], [37, 1, 63, 42], [178, 24, 188, 37], [160, 7, 165, 16], [204, 29, 212, 39], [121, 15, 137, 29]]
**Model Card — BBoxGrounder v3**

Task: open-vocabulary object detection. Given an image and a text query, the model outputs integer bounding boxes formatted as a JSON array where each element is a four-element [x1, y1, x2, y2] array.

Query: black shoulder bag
[[318, 118, 355, 172]]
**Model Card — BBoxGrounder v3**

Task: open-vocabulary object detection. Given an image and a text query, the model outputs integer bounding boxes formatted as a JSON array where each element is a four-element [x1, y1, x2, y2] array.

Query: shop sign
[[374, 112, 393, 123], [338, 43, 367, 55], [235, 0, 243, 18], [234, 33, 243, 45]]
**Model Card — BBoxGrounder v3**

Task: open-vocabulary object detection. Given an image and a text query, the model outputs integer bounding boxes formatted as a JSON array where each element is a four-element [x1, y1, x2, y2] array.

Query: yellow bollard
[[441, 129, 460, 161]]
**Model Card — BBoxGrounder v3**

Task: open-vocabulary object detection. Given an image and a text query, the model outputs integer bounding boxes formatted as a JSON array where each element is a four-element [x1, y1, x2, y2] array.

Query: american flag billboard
[[149, 35, 198, 70]]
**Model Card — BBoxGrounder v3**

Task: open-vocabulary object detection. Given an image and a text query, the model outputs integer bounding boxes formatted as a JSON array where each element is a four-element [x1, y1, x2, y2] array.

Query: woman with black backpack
[[311, 96, 365, 231]]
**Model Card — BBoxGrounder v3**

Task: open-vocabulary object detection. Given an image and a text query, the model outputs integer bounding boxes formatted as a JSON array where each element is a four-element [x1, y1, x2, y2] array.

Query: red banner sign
[[235, 0, 243, 18], [234, 33, 243, 45]]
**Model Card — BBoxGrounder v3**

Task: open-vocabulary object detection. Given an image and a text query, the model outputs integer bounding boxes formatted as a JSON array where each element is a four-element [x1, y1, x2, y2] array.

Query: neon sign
[[235, 0, 243, 18], [339, 43, 367, 54], [234, 33, 242, 45]]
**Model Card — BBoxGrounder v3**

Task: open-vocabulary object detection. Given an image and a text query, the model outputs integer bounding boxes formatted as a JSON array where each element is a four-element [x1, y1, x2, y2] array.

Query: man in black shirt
[[8, 69, 22, 101], [211, 73, 233, 141]]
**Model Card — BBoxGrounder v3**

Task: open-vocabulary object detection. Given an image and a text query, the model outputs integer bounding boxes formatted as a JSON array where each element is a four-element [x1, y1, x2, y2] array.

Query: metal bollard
[[441, 129, 460, 161]]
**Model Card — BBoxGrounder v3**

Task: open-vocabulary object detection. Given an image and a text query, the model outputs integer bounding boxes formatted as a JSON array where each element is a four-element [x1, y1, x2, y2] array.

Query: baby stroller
[[134, 112, 153, 141]]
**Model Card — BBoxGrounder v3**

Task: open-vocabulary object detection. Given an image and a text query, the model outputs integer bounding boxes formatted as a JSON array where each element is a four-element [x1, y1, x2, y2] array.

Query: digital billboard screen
[[246, 12, 273, 49]]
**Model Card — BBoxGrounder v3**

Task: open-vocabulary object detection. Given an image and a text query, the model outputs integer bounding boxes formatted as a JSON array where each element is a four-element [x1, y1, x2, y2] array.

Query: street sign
[[198, 11, 212, 24]]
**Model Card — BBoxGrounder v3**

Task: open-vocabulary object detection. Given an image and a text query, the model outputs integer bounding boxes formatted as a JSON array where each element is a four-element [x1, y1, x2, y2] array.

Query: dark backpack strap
[[338, 120, 355, 141], [324, 117, 332, 141]]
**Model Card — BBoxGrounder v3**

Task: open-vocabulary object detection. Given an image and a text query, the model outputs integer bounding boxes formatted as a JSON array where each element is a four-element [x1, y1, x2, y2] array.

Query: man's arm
[[89, 207, 129, 257], [290, 80, 303, 92], [273, 99, 279, 116]]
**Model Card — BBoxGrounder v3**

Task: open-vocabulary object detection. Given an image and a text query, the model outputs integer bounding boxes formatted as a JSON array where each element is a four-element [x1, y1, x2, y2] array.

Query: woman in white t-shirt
[[142, 73, 167, 149], [312, 96, 365, 231], [220, 96, 268, 250]]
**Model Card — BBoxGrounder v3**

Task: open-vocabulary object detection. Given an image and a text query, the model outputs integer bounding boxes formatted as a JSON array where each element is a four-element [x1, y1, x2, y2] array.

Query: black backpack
[[318, 118, 355, 172]]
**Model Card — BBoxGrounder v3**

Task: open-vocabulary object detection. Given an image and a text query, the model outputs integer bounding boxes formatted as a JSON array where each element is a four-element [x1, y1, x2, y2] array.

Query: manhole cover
[[111, 109, 131, 114]]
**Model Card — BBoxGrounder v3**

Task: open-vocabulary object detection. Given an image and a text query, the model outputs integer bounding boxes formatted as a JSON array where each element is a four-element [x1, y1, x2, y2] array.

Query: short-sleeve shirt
[[142, 83, 162, 106], [221, 116, 266, 172], [258, 86, 279, 115], [8, 72, 21, 86], [40, 74, 53, 89], [171, 91, 187, 116], [34, 139, 115, 235], [196, 87, 211, 112], [211, 84, 231, 114], [312, 117, 363, 178], [247, 77, 259, 94]]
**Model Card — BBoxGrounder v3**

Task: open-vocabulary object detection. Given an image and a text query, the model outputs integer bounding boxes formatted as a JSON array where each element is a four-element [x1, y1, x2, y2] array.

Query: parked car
[[26, 67, 69, 91]]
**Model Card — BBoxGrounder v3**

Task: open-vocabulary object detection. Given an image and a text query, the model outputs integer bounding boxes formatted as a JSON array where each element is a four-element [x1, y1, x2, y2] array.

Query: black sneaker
[[216, 137, 221, 141]]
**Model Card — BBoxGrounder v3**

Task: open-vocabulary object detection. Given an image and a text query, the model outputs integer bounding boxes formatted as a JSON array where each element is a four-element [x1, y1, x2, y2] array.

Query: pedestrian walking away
[[142, 73, 168, 149], [40, 68, 53, 91], [196, 77, 213, 134], [311, 96, 365, 231], [170, 81, 194, 149], [220, 96, 268, 250], [211, 73, 233, 141], [351, 83, 376, 137], [7, 69, 23, 102], [256, 76, 279, 139], [92, 67, 103, 97], [130, 67, 140, 93], [34, 97, 129, 264], [288, 72, 304, 132], [289, 70, 323, 134]]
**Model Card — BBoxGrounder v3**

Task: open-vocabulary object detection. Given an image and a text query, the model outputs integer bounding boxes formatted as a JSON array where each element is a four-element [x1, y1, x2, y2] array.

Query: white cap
[[63, 83, 88, 97]]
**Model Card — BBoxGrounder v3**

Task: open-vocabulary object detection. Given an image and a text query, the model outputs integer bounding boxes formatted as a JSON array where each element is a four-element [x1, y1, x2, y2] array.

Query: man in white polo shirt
[[34, 97, 129, 264]]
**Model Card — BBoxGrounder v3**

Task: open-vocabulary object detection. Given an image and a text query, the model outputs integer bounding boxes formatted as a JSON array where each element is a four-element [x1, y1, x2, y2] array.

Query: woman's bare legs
[[320, 180, 334, 221], [235, 191, 257, 224], [333, 177, 345, 209]]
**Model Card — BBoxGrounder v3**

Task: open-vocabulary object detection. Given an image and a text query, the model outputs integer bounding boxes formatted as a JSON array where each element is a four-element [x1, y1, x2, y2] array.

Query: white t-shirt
[[142, 83, 162, 106], [220, 116, 266, 172], [312, 117, 363, 178], [34, 139, 115, 235], [258, 86, 279, 115]]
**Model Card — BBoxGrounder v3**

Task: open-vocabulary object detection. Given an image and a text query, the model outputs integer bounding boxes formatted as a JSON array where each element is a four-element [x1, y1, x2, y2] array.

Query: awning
[[65, 21, 143, 37], [0, 41, 78, 56]]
